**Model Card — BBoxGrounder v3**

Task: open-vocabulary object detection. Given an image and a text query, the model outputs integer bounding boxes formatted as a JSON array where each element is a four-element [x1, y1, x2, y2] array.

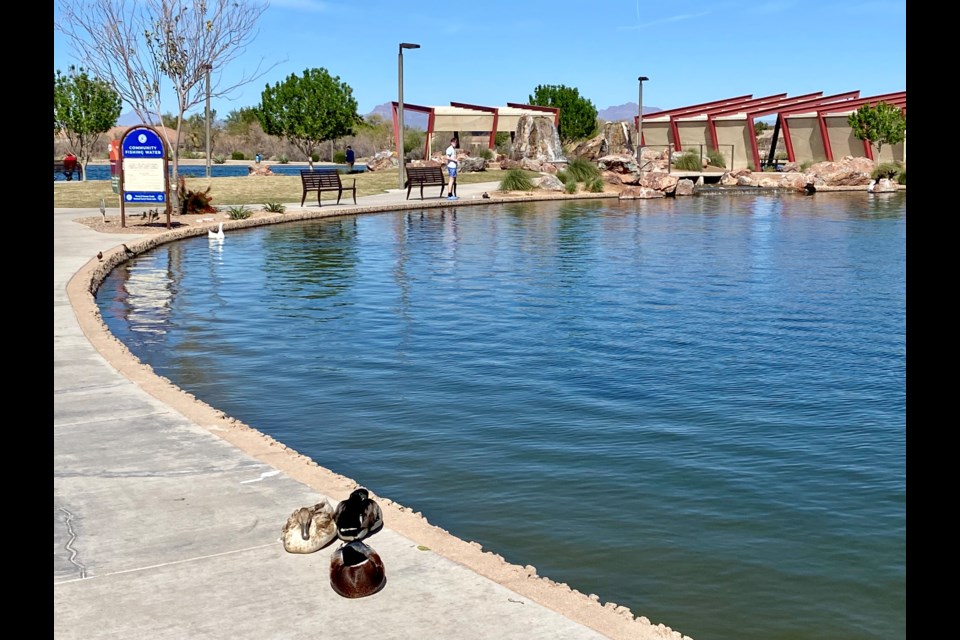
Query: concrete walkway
[[54, 183, 673, 640]]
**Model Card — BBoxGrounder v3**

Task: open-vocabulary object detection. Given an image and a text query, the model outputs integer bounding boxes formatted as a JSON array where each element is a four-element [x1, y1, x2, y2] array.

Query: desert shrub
[[263, 202, 286, 213], [476, 147, 494, 160], [333, 151, 347, 164], [310, 152, 320, 162], [587, 177, 605, 193], [872, 162, 902, 180], [799, 160, 813, 172], [277, 155, 289, 164], [566, 157, 600, 182], [499, 169, 535, 191], [231, 151, 246, 160], [564, 178, 578, 194], [555, 169, 570, 183], [213, 155, 227, 164], [706, 149, 726, 168], [674, 151, 701, 171], [176, 175, 217, 214], [226, 205, 251, 219], [897, 169, 906, 185]]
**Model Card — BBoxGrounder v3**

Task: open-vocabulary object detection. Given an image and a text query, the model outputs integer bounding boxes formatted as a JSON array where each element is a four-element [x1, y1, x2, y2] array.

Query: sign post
[[119, 126, 170, 229]]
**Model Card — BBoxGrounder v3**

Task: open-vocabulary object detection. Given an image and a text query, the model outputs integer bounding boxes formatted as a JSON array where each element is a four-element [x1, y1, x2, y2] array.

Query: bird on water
[[208, 222, 224, 240]]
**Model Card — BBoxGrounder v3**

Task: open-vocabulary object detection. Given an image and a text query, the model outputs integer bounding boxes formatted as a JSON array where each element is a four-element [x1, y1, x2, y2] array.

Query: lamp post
[[204, 64, 213, 178], [398, 42, 420, 191], [637, 76, 649, 169]]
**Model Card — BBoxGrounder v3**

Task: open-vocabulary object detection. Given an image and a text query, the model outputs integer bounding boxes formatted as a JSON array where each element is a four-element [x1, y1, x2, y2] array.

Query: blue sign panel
[[121, 127, 167, 203]]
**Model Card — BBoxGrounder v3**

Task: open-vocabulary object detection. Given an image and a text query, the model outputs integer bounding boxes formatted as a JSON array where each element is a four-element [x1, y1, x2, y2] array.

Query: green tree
[[53, 65, 122, 182], [55, 0, 274, 187], [528, 84, 598, 144], [224, 107, 262, 136], [258, 68, 362, 169], [848, 101, 906, 160]]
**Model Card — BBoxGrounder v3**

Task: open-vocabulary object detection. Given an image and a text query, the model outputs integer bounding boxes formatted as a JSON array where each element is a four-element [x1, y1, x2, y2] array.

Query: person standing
[[445, 137, 459, 200], [345, 145, 355, 172]]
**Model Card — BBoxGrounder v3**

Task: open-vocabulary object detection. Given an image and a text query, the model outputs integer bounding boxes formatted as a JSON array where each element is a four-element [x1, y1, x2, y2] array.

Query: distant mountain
[[597, 103, 662, 122], [367, 102, 428, 130]]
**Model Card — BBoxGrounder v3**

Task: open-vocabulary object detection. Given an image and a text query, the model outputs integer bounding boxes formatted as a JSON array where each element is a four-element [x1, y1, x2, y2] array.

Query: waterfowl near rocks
[[333, 487, 383, 542], [867, 179, 877, 193], [330, 540, 387, 598], [281, 499, 337, 553], [208, 222, 224, 240]]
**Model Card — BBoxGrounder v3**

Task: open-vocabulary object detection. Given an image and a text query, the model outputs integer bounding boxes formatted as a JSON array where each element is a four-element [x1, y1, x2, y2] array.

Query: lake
[[55, 162, 367, 182], [96, 192, 906, 640]]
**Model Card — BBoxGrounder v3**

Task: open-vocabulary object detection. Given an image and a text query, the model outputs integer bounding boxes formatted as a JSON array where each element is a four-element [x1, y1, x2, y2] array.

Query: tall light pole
[[398, 42, 420, 190], [204, 64, 213, 178], [637, 76, 649, 169]]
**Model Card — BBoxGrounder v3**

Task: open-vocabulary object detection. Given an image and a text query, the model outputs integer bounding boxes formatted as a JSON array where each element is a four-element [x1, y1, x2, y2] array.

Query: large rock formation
[[512, 115, 565, 163]]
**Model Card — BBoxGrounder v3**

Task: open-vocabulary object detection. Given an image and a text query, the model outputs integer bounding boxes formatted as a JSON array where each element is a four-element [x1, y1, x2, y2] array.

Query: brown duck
[[281, 499, 337, 553], [330, 540, 386, 598]]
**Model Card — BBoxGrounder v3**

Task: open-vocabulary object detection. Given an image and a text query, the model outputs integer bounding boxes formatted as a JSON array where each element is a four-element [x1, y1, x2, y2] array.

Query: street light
[[204, 64, 213, 178], [398, 42, 420, 191], [637, 76, 649, 169]]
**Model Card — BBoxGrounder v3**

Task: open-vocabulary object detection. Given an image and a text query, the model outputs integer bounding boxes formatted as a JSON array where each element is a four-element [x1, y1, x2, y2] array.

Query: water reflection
[[96, 194, 906, 640]]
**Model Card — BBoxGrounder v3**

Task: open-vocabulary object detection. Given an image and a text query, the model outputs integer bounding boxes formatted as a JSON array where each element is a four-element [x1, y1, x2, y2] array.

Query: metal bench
[[404, 166, 447, 200], [300, 169, 357, 207]]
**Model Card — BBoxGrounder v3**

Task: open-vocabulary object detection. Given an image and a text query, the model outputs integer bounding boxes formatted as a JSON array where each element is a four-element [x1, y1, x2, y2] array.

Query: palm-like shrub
[[499, 169, 535, 191], [706, 149, 726, 168], [587, 177, 605, 193], [673, 151, 701, 171], [566, 158, 600, 182]]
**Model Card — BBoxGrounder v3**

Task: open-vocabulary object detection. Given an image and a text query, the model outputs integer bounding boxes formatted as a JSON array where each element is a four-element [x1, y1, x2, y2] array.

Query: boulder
[[512, 115, 566, 162], [248, 165, 274, 176]]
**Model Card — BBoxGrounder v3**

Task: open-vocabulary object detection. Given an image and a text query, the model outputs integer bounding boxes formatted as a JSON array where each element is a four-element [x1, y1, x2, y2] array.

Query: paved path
[[55, 184, 676, 640]]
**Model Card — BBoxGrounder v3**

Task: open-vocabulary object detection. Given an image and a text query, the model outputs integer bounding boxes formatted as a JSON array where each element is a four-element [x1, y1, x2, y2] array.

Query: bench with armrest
[[404, 166, 447, 200], [300, 169, 357, 207]]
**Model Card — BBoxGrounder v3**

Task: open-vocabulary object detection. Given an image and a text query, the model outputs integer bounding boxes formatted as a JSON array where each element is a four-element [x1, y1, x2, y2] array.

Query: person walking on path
[[445, 137, 459, 200], [345, 145, 355, 172]]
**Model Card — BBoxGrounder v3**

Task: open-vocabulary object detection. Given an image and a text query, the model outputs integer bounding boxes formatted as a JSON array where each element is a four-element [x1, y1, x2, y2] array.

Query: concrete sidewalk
[[54, 184, 678, 640]]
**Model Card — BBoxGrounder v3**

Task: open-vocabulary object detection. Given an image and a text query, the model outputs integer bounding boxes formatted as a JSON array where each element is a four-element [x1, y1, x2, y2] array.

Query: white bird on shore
[[208, 222, 224, 240], [867, 179, 877, 193]]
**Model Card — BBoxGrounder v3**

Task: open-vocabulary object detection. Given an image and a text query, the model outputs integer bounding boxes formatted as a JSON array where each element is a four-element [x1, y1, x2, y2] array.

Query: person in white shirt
[[445, 137, 459, 200]]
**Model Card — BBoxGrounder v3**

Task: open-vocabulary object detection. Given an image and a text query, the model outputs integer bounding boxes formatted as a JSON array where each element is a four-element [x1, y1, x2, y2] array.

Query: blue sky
[[53, 0, 907, 120]]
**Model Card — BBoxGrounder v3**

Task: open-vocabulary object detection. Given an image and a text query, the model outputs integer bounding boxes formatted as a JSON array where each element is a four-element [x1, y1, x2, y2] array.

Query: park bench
[[54, 161, 83, 181], [404, 165, 447, 200], [300, 169, 357, 207]]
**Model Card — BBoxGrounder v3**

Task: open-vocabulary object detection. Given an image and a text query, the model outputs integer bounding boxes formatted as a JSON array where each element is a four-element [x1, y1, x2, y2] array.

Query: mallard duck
[[281, 499, 337, 553], [333, 487, 383, 542], [330, 540, 387, 598]]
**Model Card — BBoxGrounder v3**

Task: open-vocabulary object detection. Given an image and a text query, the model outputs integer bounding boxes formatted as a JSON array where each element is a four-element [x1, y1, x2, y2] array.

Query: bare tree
[[55, 0, 277, 189]]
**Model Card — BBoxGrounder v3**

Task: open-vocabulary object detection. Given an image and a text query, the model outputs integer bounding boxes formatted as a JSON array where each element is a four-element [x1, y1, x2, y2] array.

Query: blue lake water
[[55, 162, 366, 181], [96, 192, 906, 640]]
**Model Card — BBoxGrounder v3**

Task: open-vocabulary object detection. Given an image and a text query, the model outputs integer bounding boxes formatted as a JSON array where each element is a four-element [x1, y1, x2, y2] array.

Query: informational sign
[[109, 140, 121, 195], [121, 127, 166, 203]]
